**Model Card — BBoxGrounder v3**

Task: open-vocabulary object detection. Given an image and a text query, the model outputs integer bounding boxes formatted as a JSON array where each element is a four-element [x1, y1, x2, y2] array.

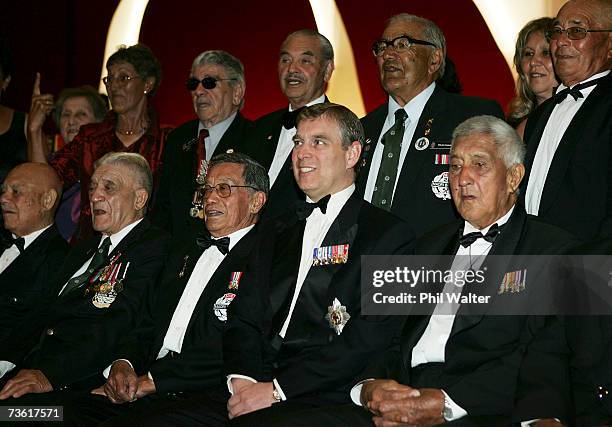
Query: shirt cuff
[[0, 361, 16, 379], [521, 419, 561, 426], [102, 359, 134, 379], [442, 390, 468, 421], [226, 374, 257, 395], [350, 379, 375, 406], [272, 378, 287, 401]]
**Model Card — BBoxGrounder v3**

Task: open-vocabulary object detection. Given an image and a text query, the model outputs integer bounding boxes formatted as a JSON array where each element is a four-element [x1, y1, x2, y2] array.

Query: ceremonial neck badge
[[325, 298, 350, 335], [312, 244, 349, 267]]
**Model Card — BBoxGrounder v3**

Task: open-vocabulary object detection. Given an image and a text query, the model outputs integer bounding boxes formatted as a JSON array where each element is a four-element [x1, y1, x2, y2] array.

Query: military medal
[[498, 269, 527, 295], [325, 298, 350, 335], [434, 154, 450, 165], [213, 292, 236, 322], [431, 171, 451, 200], [424, 118, 434, 136], [190, 186, 205, 219], [312, 244, 349, 266], [91, 260, 129, 308], [228, 271, 243, 290]]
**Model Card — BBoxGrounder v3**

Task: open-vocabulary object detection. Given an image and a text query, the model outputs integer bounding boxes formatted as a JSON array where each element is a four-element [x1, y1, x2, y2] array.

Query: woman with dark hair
[[28, 44, 173, 240], [0, 38, 27, 184], [507, 17, 558, 138]]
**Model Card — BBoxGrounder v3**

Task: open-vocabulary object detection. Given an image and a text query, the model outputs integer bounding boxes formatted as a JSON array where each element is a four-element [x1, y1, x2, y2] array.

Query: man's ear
[[41, 189, 58, 211], [249, 191, 267, 215], [428, 49, 443, 77], [346, 140, 362, 170], [134, 188, 149, 211], [507, 163, 525, 194], [232, 82, 245, 107], [323, 60, 334, 83]]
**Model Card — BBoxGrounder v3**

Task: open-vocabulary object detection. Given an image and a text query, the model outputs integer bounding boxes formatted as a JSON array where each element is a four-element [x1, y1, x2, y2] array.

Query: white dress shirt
[[198, 111, 237, 161], [364, 83, 436, 203], [267, 94, 326, 186], [350, 206, 515, 420], [525, 70, 610, 215], [0, 225, 51, 274], [227, 184, 355, 399]]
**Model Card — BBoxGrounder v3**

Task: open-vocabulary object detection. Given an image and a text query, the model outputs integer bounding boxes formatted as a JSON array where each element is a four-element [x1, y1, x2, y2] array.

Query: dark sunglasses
[[186, 76, 237, 91]]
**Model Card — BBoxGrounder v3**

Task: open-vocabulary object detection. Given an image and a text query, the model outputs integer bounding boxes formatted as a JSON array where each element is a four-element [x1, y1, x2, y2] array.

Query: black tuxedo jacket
[[0, 225, 68, 343], [244, 99, 329, 220], [151, 113, 254, 238], [358, 87, 504, 237], [224, 191, 415, 403], [359, 204, 577, 418], [522, 72, 612, 239], [0, 218, 169, 389], [113, 226, 259, 395]]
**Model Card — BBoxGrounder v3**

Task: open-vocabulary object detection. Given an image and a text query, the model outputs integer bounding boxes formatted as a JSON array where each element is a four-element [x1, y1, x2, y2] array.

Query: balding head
[[0, 163, 62, 236]]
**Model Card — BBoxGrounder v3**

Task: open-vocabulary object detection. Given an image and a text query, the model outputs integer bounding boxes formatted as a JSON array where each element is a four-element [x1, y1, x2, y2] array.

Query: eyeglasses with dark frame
[[102, 74, 141, 86], [186, 76, 237, 91], [545, 26, 612, 41], [201, 183, 257, 198], [372, 34, 438, 57]]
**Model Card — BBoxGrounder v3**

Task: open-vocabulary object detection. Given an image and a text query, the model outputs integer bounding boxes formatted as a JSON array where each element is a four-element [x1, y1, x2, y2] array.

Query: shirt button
[[390, 130, 396, 136], [384, 176, 390, 181], [381, 200, 387, 205], [46, 328, 55, 336], [11, 297, 18, 303], [388, 153, 393, 158]]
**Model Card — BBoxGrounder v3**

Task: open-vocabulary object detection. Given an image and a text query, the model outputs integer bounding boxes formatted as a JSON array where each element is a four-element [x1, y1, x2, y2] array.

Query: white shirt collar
[[103, 218, 144, 249], [387, 82, 436, 124], [289, 94, 326, 112], [306, 184, 355, 218], [213, 224, 255, 252], [463, 205, 515, 235], [14, 224, 53, 250]]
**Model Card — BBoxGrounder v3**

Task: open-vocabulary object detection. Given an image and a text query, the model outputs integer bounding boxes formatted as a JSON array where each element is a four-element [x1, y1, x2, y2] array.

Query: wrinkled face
[[59, 96, 96, 142], [89, 163, 147, 235], [105, 61, 152, 114], [520, 31, 557, 103], [278, 34, 332, 109], [292, 115, 360, 202], [0, 168, 46, 237], [449, 134, 521, 229], [551, 0, 612, 86], [204, 163, 261, 238], [190, 63, 242, 128], [377, 20, 440, 105]]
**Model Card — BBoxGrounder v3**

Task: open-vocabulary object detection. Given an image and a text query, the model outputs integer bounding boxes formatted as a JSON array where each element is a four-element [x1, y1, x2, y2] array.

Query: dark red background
[[2, 0, 514, 126]]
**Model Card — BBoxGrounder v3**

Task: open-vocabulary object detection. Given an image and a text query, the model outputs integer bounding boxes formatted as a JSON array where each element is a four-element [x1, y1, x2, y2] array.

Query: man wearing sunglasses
[[359, 14, 503, 238], [522, 0, 611, 240], [243, 29, 334, 219], [153, 50, 254, 239], [64, 152, 268, 425]]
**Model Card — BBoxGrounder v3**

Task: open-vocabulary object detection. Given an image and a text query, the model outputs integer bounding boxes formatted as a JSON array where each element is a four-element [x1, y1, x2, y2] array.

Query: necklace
[[116, 120, 149, 136]]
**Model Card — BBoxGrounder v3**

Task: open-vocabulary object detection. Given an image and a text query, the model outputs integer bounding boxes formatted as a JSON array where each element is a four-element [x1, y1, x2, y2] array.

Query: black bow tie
[[554, 76, 606, 103], [296, 194, 331, 220], [282, 107, 305, 130], [196, 234, 230, 255], [459, 223, 502, 248], [0, 232, 25, 253]]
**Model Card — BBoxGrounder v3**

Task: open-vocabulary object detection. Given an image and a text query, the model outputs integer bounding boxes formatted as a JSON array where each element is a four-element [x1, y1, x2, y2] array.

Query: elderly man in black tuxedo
[[278, 115, 577, 426], [0, 163, 68, 343], [0, 152, 168, 401], [243, 29, 334, 218], [61, 152, 268, 426], [153, 50, 254, 238], [522, 0, 611, 239], [359, 13, 504, 237]]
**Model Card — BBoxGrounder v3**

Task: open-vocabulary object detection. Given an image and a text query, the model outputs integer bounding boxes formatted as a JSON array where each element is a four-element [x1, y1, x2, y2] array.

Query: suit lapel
[[357, 105, 387, 194], [214, 113, 245, 156]]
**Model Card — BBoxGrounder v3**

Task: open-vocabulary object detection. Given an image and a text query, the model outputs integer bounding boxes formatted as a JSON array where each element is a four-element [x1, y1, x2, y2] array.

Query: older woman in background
[[28, 44, 172, 240], [507, 17, 558, 138], [28, 80, 108, 240]]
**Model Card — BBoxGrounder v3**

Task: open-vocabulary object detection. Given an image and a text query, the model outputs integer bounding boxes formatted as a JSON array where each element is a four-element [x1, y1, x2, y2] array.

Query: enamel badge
[[431, 171, 451, 200], [415, 137, 429, 151], [325, 298, 350, 335], [213, 292, 236, 322]]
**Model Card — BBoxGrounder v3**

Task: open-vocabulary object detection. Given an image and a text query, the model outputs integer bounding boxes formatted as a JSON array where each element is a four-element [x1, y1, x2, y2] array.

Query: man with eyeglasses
[[521, 0, 611, 240], [359, 13, 503, 238], [243, 29, 334, 219], [153, 50, 254, 239], [63, 152, 268, 425]]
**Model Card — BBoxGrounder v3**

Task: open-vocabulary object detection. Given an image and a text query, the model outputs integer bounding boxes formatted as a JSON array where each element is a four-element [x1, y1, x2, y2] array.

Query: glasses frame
[[102, 74, 140, 86], [545, 26, 612, 41], [201, 183, 257, 199], [372, 34, 438, 57], [186, 76, 237, 91]]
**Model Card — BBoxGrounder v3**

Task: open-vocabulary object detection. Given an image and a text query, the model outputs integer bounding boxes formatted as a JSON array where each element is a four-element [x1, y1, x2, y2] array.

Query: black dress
[[0, 110, 27, 184]]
